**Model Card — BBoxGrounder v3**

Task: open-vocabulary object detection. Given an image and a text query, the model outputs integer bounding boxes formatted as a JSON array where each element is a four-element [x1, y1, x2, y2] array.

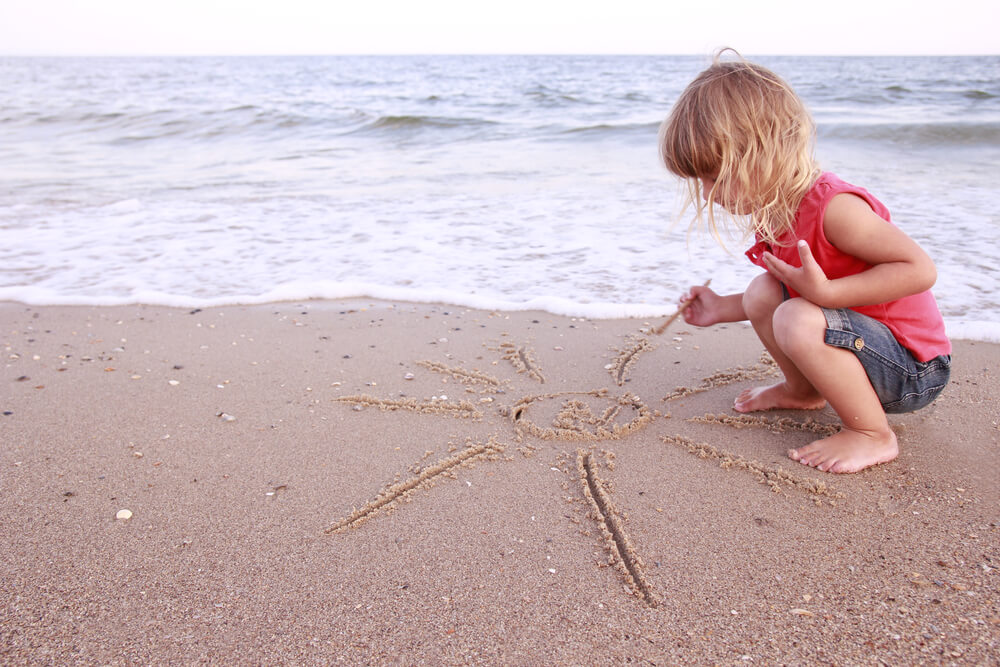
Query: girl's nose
[[701, 178, 715, 202]]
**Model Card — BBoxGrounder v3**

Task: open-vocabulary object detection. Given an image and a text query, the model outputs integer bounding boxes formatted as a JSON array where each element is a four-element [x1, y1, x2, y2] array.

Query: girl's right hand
[[680, 285, 721, 327]]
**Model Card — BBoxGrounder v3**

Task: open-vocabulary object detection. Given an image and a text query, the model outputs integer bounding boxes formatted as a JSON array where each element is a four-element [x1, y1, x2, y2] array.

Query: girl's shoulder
[[803, 172, 891, 222]]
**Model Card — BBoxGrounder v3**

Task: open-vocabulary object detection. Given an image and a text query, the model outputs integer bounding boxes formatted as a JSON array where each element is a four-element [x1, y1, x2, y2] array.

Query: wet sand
[[2, 300, 997, 664]]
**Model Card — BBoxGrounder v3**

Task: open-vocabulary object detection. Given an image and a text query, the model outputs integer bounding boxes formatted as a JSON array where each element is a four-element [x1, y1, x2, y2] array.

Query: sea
[[2, 55, 998, 341]]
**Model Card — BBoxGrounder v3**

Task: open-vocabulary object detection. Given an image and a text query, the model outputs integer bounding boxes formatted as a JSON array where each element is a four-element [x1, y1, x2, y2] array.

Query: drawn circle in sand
[[510, 389, 654, 441]]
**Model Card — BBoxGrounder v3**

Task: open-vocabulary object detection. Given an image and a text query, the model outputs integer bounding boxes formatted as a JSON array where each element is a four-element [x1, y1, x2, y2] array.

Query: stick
[[653, 279, 711, 335]]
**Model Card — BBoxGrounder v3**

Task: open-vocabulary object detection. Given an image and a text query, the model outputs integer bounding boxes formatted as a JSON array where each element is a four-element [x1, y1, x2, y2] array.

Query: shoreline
[[2, 295, 997, 343], [2, 299, 997, 663]]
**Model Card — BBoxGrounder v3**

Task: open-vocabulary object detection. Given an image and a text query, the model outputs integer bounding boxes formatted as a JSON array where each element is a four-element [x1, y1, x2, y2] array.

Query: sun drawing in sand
[[330, 326, 843, 608]]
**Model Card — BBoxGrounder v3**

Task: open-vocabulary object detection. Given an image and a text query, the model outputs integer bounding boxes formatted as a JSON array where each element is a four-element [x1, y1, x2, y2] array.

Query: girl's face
[[700, 176, 729, 209], [700, 176, 748, 214]]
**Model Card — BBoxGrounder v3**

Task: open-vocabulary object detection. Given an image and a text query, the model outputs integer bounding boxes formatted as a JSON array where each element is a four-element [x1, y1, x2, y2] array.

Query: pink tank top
[[745, 172, 951, 362]]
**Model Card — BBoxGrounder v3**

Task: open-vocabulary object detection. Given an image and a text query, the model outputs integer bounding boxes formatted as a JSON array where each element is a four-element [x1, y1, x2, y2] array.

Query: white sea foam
[[0, 281, 683, 319], [946, 321, 1000, 343]]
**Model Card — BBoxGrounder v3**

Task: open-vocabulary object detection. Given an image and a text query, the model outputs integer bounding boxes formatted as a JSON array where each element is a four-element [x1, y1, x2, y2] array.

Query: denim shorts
[[822, 307, 951, 414]]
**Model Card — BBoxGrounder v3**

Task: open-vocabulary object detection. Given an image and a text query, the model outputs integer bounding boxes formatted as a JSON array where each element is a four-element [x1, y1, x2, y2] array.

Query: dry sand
[[2, 300, 997, 664]]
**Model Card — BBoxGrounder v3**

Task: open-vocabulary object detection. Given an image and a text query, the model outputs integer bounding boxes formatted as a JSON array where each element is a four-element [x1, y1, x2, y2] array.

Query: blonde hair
[[659, 49, 820, 246]]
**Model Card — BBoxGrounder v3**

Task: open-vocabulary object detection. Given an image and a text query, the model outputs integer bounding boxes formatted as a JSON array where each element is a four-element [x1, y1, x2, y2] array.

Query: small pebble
[[115, 509, 133, 521], [218, 413, 236, 422], [168, 380, 180, 386], [404, 373, 415, 380]]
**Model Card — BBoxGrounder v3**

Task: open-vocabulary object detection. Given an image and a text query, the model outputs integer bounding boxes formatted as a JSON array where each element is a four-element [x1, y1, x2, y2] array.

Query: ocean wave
[[3, 104, 350, 143], [562, 121, 660, 137], [818, 120, 1000, 146], [2, 109, 603, 147], [826, 85, 999, 107], [363, 115, 495, 130], [963, 89, 996, 100], [343, 115, 502, 140], [525, 85, 586, 107]]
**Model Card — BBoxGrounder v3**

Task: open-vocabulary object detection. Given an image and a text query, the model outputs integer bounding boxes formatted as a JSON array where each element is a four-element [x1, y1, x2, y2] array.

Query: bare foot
[[787, 428, 898, 474], [733, 382, 826, 413]]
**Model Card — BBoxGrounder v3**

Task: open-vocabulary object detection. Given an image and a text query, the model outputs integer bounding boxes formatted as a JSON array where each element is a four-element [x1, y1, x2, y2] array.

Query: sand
[[1, 299, 997, 664]]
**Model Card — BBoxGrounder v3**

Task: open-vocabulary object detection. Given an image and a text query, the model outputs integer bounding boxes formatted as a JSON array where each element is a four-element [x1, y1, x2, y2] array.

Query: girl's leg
[[736, 273, 826, 411], [768, 298, 898, 473]]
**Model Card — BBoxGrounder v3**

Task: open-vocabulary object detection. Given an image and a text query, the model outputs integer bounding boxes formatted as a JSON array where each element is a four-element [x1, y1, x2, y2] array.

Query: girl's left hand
[[762, 240, 833, 305]]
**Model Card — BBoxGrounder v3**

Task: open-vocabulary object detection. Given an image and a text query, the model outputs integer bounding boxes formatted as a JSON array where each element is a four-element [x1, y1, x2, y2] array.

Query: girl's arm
[[681, 286, 747, 326], [762, 193, 937, 309]]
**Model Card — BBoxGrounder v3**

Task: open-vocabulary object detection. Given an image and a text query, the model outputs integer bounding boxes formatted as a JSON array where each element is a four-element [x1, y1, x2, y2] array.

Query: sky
[[1, 0, 997, 56]]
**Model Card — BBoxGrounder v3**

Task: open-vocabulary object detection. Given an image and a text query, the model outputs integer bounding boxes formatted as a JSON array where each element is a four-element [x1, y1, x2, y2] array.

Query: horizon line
[[3, 51, 997, 58]]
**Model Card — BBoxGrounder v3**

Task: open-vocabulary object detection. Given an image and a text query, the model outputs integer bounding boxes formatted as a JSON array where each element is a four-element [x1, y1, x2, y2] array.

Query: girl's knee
[[773, 298, 826, 352], [742, 273, 783, 323]]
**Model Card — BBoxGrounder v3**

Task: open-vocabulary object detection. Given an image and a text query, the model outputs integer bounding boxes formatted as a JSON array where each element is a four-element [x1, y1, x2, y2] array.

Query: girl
[[660, 51, 951, 474]]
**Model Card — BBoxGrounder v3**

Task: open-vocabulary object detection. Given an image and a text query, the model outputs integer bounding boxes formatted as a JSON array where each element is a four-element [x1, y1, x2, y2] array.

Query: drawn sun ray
[[576, 448, 659, 607], [326, 438, 506, 534]]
